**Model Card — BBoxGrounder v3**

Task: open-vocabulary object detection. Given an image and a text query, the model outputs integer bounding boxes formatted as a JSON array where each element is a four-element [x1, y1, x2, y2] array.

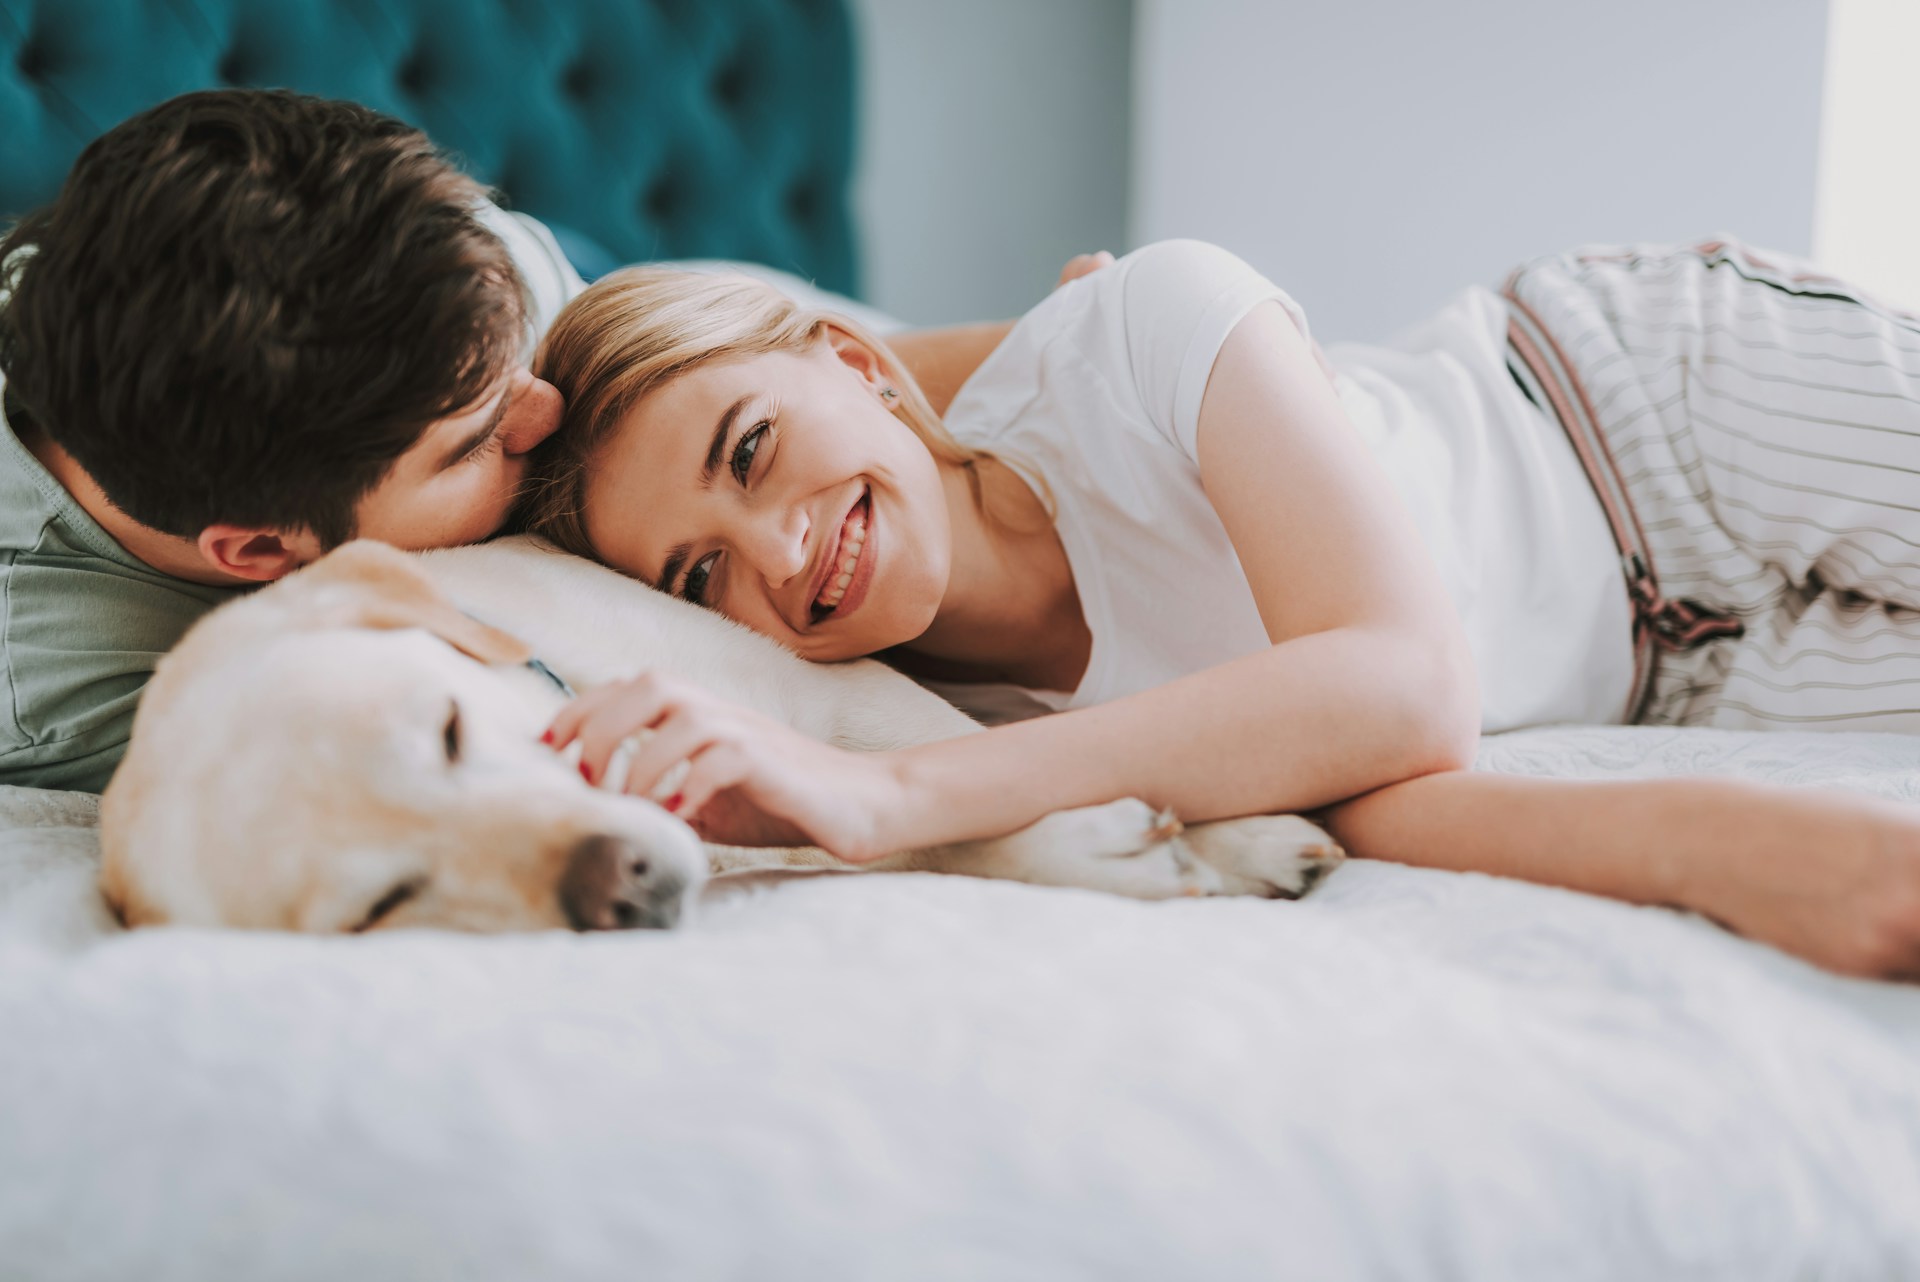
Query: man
[[0, 89, 1033, 792]]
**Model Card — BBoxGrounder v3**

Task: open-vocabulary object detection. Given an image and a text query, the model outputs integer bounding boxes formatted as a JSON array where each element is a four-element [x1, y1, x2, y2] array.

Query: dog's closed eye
[[351, 876, 428, 933], [442, 700, 463, 764]]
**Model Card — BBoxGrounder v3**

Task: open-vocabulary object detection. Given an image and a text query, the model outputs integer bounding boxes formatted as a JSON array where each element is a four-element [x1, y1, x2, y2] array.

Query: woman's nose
[[740, 507, 810, 589]]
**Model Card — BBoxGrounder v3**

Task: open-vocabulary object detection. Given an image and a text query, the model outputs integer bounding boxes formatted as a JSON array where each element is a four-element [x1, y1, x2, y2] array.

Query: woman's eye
[[682, 551, 718, 605], [680, 421, 767, 605], [729, 422, 769, 485], [352, 876, 426, 934], [441, 701, 463, 763]]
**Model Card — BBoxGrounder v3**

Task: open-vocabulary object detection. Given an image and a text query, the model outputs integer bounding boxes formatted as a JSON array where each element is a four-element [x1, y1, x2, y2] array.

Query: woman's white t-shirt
[[925, 239, 1634, 733]]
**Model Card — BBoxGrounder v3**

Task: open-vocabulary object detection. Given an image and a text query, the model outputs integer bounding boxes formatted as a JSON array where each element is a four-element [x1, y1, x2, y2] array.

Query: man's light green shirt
[[0, 400, 239, 793]]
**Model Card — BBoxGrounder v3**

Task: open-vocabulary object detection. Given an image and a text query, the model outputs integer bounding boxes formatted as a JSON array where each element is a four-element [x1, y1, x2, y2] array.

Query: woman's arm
[[1317, 770, 1920, 981], [886, 322, 1013, 417], [884, 253, 1117, 415], [876, 298, 1478, 847], [555, 295, 1475, 859]]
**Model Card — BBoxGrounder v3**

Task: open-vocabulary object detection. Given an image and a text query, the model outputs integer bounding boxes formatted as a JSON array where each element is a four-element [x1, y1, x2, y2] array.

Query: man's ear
[[197, 525, 327, 583]]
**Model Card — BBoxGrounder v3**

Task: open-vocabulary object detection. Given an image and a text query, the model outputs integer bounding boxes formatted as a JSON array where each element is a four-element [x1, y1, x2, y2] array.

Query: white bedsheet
[[3, 725, 1919, 1281]]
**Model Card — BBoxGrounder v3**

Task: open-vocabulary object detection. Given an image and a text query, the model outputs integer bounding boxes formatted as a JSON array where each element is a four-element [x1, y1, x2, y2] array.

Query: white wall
[[1814, 0, 1920, 310], [852, 0, 1133, 325], [1132, 0, 1830, 343]]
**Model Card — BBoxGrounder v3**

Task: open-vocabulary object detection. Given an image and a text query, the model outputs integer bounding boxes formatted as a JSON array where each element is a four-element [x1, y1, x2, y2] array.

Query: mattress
[[2, 724, 1918, 1281]]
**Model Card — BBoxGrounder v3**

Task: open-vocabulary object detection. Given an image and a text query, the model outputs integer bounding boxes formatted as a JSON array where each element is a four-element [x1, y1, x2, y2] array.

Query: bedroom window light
[[1813, 0, 1920, 312]]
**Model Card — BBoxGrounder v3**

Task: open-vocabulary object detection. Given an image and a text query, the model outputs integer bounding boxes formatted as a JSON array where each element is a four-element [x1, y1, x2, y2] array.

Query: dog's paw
[[952, 797, 1224, 900], [1178, 814, 1345, 899]]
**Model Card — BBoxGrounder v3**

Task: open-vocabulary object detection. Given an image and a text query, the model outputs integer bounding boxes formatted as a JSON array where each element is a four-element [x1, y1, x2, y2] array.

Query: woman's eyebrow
[[697, 394, 755, 491], [656, 540, 693, 594]]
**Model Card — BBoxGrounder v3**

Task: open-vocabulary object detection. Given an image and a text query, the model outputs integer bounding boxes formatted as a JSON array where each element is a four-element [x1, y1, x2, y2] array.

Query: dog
[[99, 537, 1343, 933]]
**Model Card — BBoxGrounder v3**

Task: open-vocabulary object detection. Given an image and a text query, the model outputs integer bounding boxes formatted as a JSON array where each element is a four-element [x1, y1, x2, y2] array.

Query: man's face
[[351, 367, 564, 549]]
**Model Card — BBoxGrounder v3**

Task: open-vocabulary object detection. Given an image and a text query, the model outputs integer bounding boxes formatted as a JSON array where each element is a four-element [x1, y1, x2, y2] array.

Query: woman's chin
[[798, 605, 934, 664], [802, 622, 901, 663]]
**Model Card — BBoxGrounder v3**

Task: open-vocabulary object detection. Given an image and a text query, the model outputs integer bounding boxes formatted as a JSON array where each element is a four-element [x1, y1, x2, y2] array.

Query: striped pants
[[1506, 241, 1920, 732]]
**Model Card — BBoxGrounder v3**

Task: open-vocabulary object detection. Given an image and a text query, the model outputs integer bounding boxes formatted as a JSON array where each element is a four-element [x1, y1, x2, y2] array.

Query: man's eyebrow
[[435, 385, 514, 472], [655, 393, 755, 591]]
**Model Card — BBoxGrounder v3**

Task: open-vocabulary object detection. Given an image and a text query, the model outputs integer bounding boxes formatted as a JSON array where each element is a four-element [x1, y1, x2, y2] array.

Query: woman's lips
[[812, 490, 874, 623], [834, 495, 876, 619]]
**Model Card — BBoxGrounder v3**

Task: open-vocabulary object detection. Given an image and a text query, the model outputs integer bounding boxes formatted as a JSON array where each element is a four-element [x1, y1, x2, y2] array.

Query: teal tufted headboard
[[0, 0, 859, 293]]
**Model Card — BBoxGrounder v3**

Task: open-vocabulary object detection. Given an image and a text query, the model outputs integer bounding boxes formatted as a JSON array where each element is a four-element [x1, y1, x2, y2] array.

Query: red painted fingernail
[[579, 761, 593, 783], [663, 793, 684, 813], [539, 729, 554, 745]]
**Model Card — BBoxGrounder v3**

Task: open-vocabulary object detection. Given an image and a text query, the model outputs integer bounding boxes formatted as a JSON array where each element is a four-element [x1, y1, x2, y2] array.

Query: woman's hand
[[1321, 772, 1920, 983], [1056, 250, 1114, 288], [544, 673, 910, 862], [1671, 784, 1920, 981]]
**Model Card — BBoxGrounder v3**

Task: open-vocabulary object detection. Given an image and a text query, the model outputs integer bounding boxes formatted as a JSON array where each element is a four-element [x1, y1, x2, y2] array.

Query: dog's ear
[[290, 541, 534, 666]]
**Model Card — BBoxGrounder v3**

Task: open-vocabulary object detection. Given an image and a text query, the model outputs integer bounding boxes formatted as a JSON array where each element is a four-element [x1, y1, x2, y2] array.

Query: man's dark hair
[[0, 89, 528, 547]]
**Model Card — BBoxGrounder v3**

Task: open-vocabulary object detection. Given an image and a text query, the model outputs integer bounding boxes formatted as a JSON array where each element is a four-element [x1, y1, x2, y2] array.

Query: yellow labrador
[[100, 538, 1342, 933]]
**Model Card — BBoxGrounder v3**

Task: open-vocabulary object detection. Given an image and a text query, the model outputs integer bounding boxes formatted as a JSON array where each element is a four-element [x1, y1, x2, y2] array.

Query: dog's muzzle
[[559, 833, 689, 931]]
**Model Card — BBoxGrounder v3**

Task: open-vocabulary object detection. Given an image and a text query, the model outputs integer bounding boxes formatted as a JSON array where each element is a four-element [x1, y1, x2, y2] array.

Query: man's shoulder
[[0, 526, 234, 794], [472, 203, 587, 338], [0, 429, 236, 794]]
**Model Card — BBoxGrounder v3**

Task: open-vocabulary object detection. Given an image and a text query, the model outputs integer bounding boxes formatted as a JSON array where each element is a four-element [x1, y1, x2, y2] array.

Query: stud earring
[[879, 387, 899, 403]]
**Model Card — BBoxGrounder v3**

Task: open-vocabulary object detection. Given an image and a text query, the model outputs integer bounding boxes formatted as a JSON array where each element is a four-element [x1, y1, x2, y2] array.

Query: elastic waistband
[[1501, 279, 1744, 723]]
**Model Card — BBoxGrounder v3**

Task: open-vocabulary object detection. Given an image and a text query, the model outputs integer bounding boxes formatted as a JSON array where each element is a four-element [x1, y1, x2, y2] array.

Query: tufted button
[[561, 59, 594, 100], [395, 48, 430, 95], [215, 49, 246, 85], [710, 59, 749, 109], [641, 178, 678, 223], [785, 181, 816, 223], [15, 36, 46, 81]]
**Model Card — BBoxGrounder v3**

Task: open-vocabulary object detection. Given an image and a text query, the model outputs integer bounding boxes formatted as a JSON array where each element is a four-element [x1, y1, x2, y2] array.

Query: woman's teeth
[[815, 502, 868, 612]]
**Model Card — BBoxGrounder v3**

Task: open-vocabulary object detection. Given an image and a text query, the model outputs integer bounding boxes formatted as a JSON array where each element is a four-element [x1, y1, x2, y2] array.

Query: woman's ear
[[825, 325, 892, 394]]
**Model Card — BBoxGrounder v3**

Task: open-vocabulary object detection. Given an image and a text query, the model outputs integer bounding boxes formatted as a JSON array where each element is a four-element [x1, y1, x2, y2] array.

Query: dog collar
[[456, 607, 576, 698], [523, 655, 577, 699]]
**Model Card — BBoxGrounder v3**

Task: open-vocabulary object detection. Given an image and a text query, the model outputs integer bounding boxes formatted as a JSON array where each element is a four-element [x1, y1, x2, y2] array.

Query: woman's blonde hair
[[520, 266, 1049, 561]]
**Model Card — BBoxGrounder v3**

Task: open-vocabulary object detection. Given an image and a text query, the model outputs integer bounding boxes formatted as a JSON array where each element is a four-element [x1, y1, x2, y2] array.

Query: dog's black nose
[[559, 833, 687, 931]]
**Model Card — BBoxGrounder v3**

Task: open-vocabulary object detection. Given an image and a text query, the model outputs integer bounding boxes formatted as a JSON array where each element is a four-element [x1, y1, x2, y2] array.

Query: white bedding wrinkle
[[3, 726, 1920, 1281]]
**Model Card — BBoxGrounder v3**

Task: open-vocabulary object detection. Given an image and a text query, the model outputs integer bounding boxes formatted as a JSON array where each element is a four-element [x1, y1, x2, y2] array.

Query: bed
[[4, 3, 1920, 1279], [4, 727, 1920, 1279]]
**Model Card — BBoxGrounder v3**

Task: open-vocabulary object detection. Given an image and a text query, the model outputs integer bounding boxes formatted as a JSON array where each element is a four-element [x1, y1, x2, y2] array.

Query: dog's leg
[[702, 843, 842, 875], [1177, 814, 1345, 899], [872, 799, 1218, 900], [701, 801, 1219, 898], [874, 805, 1345, 902]]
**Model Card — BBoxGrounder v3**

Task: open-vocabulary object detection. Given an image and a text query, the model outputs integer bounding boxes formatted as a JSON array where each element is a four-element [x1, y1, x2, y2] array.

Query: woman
[[523, 239, 1920, 981]]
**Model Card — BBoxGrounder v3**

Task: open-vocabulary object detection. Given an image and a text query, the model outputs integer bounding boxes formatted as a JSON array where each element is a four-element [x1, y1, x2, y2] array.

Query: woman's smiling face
[[580, 336, 953, 661]]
